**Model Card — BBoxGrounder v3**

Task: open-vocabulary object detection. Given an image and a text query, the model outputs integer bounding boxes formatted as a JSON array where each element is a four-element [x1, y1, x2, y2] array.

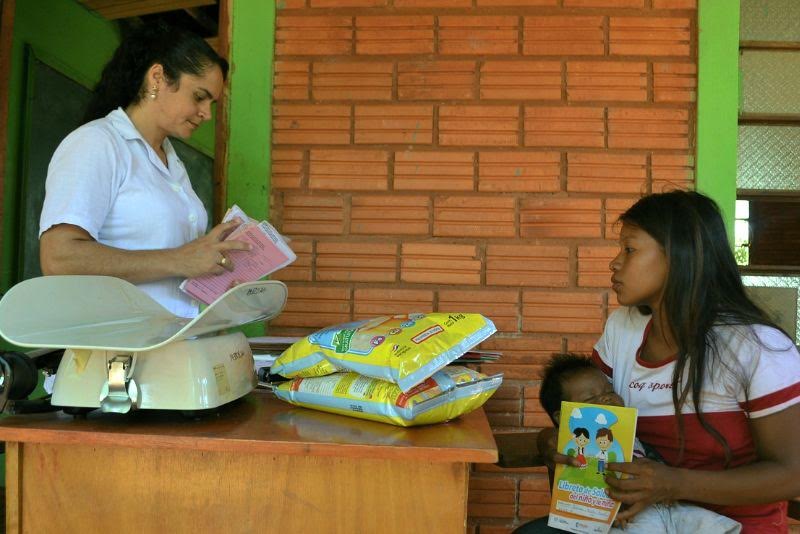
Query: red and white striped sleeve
[[736, 325, 800, 419]]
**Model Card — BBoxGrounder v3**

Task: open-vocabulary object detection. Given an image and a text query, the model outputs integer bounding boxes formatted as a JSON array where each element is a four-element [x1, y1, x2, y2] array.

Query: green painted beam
[[225, 1, 275, 336], [226, 0, 275, 221], [2, 42, 27, 292], [697, 0, 740, 242]]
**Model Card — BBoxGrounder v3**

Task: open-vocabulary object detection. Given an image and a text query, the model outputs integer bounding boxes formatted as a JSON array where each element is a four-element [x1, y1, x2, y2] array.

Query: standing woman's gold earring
[[148, 85, 158, 99]]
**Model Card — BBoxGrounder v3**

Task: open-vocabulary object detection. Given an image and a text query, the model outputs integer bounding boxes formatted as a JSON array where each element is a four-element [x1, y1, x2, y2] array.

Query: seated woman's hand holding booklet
[[180, 205, 296, 305]]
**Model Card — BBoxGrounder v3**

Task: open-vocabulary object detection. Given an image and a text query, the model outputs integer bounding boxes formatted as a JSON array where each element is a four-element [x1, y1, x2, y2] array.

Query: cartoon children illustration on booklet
[[594, 428, 613, 475], [571, 428, 590, 468], [562, 406, 627, 483]]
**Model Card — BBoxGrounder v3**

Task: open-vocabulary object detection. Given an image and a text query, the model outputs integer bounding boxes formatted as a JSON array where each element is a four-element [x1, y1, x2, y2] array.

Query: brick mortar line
[[274, 145, 695, 156], [274, 100, 695, 108], [276, 7, 698, 17], [276, 54, 697, 62], [301, 149, 311, 189], [472, 151, 480, 192]]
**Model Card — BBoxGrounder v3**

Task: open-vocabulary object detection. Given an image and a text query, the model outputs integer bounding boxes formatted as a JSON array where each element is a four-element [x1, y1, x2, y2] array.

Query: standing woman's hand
[[605, 458, 682, 522], [171, 218, 251, 278]]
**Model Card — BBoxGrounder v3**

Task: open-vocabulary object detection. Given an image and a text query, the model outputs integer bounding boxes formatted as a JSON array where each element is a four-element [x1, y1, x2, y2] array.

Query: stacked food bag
[[270, 312, 502, 427]]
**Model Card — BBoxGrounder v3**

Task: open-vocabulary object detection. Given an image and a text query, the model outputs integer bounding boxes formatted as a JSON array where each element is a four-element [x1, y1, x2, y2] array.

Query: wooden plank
[[741, 265, 800, 274], [0, 0, 15, 259], [184, 6, 217, 34], [5, 442, 22, 534], [738, 113, 800, 125], [736, 194, 800, 274], [0, 391, 498, 463], [748, 200, 800, 267], [19, 442, 468, 534], [212, 0, 229, 223], [738, 190, 800, 199], [740, 40, 800, 51], [204, 36, 219, 56], [78, 0, 215, 20]]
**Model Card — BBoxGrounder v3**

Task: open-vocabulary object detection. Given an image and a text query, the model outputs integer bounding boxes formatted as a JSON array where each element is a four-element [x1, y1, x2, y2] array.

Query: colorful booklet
[[547, 401, 638, 534], [179, 205, 296, 305]]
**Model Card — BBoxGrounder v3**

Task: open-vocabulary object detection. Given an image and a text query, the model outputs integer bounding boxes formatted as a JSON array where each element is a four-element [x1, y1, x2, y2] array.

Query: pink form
[[181, 221, 294, 305]]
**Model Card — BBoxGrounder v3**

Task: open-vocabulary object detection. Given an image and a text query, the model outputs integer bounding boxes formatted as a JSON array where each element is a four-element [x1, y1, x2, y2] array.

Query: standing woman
[[39, 22, 249, 318]]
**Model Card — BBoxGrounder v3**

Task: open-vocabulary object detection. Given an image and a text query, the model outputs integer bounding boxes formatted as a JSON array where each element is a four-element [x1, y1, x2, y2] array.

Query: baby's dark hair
[[539, 352, 597, 425]]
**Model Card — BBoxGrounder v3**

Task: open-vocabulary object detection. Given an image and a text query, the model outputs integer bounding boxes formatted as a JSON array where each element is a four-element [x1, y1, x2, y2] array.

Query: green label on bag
[[333, 329, 355, 353]]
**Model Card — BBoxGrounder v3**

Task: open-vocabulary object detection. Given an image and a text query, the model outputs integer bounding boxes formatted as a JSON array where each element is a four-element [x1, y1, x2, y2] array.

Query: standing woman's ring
[[218, 256, 229, 267]]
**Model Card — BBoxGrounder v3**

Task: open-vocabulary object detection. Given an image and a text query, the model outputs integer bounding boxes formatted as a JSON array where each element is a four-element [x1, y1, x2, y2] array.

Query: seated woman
[[516, 191, 800, 534]]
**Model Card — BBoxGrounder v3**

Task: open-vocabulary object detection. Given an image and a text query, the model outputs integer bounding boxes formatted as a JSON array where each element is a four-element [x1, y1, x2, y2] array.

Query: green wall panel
[[224, 0, 276, 337], [2, 0, 119, 292], [226, 0, 275, 222], [697, 0, 740, 242]]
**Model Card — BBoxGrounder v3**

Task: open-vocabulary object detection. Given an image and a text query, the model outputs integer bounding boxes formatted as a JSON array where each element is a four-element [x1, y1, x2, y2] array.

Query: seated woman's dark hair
[[83, 21, 229, 124], [539, 352, 596, 425]]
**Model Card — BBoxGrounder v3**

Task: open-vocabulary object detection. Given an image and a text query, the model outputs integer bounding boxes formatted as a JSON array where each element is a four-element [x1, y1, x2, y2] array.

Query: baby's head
[[539, 353, 624, 426]]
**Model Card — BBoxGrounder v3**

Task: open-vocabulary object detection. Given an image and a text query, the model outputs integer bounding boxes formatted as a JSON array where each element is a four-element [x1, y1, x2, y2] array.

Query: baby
[[539, 353, 742, 534]]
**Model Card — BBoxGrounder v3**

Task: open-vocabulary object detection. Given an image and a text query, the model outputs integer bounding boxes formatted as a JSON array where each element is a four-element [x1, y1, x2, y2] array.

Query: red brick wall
[[269, 0, 697, 531]]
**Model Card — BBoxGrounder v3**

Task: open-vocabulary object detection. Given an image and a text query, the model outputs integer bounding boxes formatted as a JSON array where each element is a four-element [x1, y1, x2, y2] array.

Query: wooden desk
[[0, 391, 497, 534]]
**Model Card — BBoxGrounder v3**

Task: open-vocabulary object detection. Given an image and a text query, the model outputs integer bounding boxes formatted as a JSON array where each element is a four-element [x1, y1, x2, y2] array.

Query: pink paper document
[[180, 220, 295, 305]]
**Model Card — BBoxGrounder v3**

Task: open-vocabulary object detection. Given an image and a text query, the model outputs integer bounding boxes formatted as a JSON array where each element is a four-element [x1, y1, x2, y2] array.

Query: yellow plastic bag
[[272, 366, 503, 427], [271, 313, 496, 393]]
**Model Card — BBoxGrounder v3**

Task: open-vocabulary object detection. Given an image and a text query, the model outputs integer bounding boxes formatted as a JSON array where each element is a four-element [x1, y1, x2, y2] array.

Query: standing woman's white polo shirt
[[40, 108, 208, 318]]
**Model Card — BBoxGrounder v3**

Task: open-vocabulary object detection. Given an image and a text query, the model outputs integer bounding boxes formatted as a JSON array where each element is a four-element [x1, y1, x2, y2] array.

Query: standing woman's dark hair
[[83, 21, 228, 124], [618, 190, 781, 464]]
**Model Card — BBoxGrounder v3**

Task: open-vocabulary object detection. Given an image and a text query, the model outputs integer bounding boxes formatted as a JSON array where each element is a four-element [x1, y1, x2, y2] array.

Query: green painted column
[[225, 1, 275, 335], [226, 0, 275, 221], [697, 0, 740, 241]]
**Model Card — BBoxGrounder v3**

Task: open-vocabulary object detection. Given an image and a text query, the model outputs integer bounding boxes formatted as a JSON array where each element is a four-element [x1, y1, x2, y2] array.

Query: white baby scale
[[0, 276, 287, 414]]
